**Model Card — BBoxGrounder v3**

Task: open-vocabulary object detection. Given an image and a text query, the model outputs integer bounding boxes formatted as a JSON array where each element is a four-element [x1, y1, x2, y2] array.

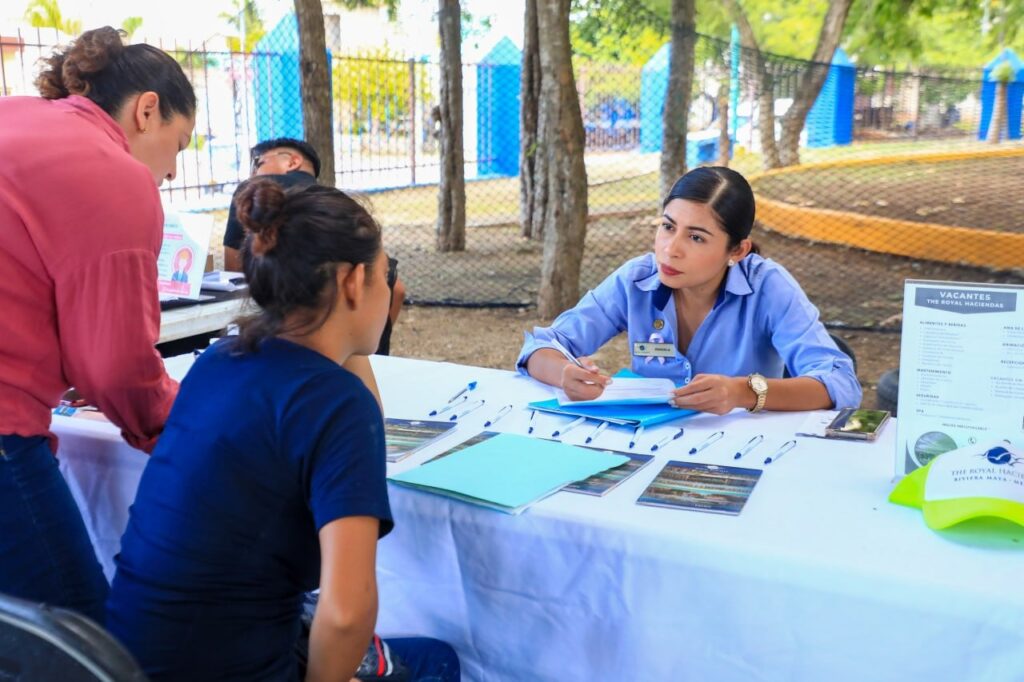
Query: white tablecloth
[[55, 355, 1024, 682]]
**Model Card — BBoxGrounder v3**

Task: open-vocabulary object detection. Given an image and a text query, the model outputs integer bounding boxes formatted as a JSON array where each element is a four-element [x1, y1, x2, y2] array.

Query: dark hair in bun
[[233, 180, 383, 352], [35, 26, 196, 121], [663, 166, 760, 254]]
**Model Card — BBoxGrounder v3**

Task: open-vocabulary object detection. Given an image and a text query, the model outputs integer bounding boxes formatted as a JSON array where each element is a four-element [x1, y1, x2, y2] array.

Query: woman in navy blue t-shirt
[[107, 181, 458, 681]]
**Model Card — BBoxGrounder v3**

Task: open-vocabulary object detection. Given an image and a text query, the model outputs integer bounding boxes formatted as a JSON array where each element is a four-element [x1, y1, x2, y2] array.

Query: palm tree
[[23, 0, 82, 36], [120, 16, 143, 40]]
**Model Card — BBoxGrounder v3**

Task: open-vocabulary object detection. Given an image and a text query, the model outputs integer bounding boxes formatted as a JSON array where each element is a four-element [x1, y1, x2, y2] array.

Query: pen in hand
[[688, 430, 724, 455], [763, 440, 796, 465], [733, 434, 765, 460]]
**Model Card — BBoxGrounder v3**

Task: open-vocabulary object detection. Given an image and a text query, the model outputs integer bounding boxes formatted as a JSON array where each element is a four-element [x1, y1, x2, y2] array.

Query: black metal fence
[[3, 23, 1022, 330]]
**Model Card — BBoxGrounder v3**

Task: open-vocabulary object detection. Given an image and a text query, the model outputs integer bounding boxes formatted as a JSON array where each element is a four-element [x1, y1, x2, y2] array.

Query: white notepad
[[555, 377, 676, 407]]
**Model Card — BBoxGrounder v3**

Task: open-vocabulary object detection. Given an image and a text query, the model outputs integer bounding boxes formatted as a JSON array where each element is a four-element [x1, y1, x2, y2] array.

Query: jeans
[[0, 434, 109, 623]]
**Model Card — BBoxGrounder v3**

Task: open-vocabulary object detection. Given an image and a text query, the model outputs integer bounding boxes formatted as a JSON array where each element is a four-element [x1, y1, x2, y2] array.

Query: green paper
[[389, 433, 629, 513]]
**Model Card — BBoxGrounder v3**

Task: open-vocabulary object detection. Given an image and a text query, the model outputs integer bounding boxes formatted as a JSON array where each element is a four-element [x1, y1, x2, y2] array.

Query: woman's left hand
[[670, 374, 749, 415]]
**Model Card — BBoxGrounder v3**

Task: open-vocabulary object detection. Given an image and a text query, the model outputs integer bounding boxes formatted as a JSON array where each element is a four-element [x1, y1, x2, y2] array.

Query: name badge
[[633, 342, 676, 358]]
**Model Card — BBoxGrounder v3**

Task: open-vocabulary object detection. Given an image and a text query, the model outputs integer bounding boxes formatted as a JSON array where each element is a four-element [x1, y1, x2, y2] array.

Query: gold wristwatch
[[747, 373, 768, 413]]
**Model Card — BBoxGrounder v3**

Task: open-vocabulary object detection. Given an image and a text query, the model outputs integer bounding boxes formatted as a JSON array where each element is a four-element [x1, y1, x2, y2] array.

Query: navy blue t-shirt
[[106, 338, 393, 681]]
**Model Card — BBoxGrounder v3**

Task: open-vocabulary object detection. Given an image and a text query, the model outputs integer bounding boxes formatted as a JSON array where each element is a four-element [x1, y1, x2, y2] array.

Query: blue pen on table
[[446, 381, 478, 404], [527, 410, 537, 434], [552, 416, 587, 438], [483, 404, 513, 428], [688, 430, 725, 455], [733, 434, 765, 460], [651, 427, 685, 452], [763, 439, 796, 465], [449, 399, 486, 421], [429, 393, 468, 416], [584, 421, 609, 444], [628, 423, 645, 449]]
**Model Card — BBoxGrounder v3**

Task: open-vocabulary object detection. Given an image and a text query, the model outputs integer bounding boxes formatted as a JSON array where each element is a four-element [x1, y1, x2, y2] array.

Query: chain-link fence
[[3, 21, 1022, 331]]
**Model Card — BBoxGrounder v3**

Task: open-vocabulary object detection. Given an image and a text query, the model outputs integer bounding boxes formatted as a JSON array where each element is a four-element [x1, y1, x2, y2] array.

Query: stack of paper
[[388, 433, 629, 514], [555, 377, 676, 406]]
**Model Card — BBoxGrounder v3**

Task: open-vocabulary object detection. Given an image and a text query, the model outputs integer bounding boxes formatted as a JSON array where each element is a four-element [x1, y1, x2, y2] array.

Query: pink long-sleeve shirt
[[0, 95, 178, 452]]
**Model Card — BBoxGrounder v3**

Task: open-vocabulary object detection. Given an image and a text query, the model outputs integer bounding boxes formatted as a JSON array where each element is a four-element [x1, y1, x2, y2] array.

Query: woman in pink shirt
[[0, 27, 195, 622]]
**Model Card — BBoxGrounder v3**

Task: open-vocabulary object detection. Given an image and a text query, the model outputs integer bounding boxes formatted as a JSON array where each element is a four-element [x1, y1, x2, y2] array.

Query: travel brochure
[[637, 461, 762, 516], [895, 280, 1024, 476], [384, 418, 457, 463], [563, 449, 655, 496]]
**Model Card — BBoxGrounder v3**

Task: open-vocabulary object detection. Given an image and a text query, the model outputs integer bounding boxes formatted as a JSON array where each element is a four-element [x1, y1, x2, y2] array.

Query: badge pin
[[653, 319, 665, 331]]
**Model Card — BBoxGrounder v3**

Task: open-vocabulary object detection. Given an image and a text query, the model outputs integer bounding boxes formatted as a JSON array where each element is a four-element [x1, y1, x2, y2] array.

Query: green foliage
[[120, 16, 143, 39], [23, 0, 81, 36], [334, 0, 401, 23], [991, 60, 1015, 83], [332, 47, 432, 135], [220, 0, 266, 53]]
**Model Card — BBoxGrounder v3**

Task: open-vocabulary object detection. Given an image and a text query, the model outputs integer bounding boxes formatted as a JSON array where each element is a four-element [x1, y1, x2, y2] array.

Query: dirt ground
[[754, 154, 1024, 232], [389, 306, 899, 409]]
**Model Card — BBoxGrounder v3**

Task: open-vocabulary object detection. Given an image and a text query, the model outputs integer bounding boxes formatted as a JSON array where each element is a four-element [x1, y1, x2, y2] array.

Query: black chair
[[783, 332, 858, 377], [0, 593, 148, 682]]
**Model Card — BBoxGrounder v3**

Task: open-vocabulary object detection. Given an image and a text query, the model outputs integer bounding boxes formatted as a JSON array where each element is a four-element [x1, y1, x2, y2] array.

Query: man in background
[[223, 138, 404, 354]]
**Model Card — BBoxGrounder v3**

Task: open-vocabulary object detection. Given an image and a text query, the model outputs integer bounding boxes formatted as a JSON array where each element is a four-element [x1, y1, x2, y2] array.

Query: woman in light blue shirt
[[518, 167, 861, 414]]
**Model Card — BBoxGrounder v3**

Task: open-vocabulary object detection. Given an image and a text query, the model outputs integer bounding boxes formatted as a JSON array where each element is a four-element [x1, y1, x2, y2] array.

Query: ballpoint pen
[[429, 393, 468, 416], [552, 416, 587, 438], [446, 381, 478, 404], [629, 423, 645, 449], [449, 399, 486, 421], [688, 430, 725, 455], [527, 410, 537, 434], [651, 427, 685, 452], [733, 434, 765, 460], [585, 421, 609, 444], [483, 404, 513, 428], [764, 440, 797, 465]]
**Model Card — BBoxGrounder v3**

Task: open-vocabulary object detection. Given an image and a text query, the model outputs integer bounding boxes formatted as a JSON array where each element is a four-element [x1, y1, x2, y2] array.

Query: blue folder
[[528, 370, 697, 427]]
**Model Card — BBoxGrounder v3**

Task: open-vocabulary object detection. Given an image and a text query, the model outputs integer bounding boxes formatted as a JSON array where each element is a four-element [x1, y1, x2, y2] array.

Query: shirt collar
[[61, 95, 130, 152], [633, 255, 755, 311]]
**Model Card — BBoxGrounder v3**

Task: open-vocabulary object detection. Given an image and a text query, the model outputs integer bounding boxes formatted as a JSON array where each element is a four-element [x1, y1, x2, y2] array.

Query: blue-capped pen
[[429, 393, 468, 416], [651, 427, 685, 452], [447, 381, 478, 404], [764, 440, 796, 465], [688, 430, 724, 455], [628, 423, 645, 449], [527, 410, 537, 434], [733, 434, 765, 460], [483, 404, 513, 428], [584, 421, 609, 444], [552, 416, 587, 438], [449, 399, 486, 421]]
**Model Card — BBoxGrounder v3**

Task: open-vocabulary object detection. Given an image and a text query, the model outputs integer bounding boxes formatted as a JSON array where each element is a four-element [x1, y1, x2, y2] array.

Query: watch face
[[751, 375, 768, 392]]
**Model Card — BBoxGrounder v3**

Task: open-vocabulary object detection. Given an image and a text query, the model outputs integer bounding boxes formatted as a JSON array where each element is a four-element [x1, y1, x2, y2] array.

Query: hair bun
[[36, 27, 125, 99], [236, 179, 287, 256]]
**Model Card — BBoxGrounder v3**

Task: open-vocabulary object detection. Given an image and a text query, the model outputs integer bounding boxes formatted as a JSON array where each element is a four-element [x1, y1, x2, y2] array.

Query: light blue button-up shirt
[[517, 252, 861, 409]]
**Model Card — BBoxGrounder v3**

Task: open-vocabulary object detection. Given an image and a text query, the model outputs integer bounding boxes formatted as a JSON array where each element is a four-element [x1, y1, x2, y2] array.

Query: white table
[[158, 295, 249, 343], [55, 356, 1024, 682]]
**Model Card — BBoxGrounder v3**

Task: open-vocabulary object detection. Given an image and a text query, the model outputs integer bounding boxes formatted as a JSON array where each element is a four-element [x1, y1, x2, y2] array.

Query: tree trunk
[[520, 0, 543, 239], [988, 81, 1007, 144], [722, 0, 779, 169], [776, 0, 854, 166], [436, 0, 466, 251], [659, 0, 696, 200], [294, 0, 335, 187], [526, 0, 589, 319], [717, 79, 731, 166]]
